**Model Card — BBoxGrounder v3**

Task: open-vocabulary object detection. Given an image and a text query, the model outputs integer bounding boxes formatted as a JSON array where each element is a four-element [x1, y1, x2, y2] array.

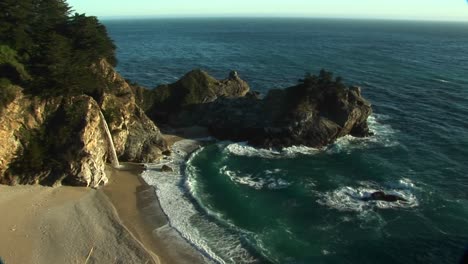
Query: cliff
[[140, 69, 251, 123], [144, 69, 372, 149], [0, 63, 372, 187], [0, 60, 167, 187]]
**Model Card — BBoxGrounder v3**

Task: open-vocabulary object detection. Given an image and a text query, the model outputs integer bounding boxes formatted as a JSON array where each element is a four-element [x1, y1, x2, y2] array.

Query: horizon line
[[97, 15, 468, 23]]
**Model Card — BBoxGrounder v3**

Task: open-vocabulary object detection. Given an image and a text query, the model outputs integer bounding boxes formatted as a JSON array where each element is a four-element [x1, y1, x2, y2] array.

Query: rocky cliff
[[144, 69, 373, 149], [142, 69, 251, 123], [0, 64, 372, 187], [0, 60, 167, 187]]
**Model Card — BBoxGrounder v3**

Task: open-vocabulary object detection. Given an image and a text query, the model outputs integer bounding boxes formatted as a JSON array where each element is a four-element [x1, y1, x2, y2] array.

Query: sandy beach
[[0, 132, 209, 264], [0, 183, 156, 264]]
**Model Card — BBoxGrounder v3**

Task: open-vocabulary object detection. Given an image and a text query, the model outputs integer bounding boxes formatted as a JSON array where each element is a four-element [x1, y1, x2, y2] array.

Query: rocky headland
[[0, 64, 373, 187], [140, 69, 373, 149]]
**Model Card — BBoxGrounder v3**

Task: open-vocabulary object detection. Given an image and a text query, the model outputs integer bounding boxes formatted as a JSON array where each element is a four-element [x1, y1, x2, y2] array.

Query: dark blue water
[[105, 18, 468, 263]]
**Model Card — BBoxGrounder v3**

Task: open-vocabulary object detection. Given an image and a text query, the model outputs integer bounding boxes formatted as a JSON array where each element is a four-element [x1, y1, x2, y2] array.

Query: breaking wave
[[220, 166, 291, 190], [317, 179, 419, 212], [142, 140, 259, 264], [224, 114, 398, 158]]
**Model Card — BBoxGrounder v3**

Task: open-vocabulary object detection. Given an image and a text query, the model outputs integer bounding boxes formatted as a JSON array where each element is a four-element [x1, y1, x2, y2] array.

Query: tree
[[67, 13, 117, 66], [0, 0, 35, 57], [0, 0, 117, 97], [0, 45, 31, 83]]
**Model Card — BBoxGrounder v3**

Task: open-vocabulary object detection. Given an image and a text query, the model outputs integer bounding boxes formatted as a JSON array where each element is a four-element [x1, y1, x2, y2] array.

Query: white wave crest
[[220, 166, 291, 190], [326, 114, 399, 154], [224, 142, 319, 159], [224, 114, 397, 157], [317, 180, 419, 212], [142, 139, 258, 264]]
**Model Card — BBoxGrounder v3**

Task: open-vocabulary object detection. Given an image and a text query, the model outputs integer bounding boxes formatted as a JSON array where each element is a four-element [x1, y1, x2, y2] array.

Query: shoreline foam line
[[141, 139, 219, 264], [142, 139, 261, 264]]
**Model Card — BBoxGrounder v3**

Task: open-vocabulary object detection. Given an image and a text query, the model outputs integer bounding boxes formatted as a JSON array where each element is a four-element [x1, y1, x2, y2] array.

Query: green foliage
[[0, 45, 31, 83], [0, 80, 21, 110], [0, 0, 117, 97], [9, 127, 49, 179]]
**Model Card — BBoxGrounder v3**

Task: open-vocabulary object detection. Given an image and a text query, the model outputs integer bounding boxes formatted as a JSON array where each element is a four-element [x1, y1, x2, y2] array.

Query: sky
[[67, 0, 468, 21]]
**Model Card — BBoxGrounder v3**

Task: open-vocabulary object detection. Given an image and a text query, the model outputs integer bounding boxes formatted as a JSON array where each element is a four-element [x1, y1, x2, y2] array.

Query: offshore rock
[[144, 69, 250, 123], [146, 69, 372, 149]]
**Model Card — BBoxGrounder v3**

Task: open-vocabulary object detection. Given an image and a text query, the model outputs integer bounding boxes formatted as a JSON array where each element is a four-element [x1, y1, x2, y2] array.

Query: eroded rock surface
[[145, 69, 373, 149], [0, 60, 167, 187]]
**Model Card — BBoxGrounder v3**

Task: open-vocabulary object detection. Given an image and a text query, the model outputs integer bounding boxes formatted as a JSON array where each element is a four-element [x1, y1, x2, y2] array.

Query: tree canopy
[[0, 0, 116, 97]]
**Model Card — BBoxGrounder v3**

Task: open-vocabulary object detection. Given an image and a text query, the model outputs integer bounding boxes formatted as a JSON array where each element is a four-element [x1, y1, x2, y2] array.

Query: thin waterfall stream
[[99, 110, 120, 168]]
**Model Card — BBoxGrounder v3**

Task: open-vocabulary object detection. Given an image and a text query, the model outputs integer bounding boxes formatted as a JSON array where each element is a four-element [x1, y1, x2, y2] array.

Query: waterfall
[[99, 110, 120, 168]]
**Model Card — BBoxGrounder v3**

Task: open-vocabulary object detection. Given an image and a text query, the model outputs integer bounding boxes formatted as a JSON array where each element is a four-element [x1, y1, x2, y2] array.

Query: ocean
[[104, 18, 468, 263]]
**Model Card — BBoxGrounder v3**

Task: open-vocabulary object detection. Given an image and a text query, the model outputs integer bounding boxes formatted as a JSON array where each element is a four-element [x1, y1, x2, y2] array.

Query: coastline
[[103, 162, 209, 264], [0, 133, 208, 264]]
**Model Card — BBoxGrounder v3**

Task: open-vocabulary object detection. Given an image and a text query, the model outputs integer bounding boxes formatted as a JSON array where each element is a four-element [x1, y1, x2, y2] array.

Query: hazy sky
[[67, 0, 468, 21]]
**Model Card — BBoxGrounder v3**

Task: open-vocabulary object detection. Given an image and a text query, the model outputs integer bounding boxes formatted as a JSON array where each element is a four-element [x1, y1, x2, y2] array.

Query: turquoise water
[[105, 19, 468, 263]]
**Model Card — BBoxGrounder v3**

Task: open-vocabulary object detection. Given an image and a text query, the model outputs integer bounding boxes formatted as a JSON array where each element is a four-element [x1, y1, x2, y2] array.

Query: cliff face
[[0, 92, 109, 187], [0, 60, 167, 187], [145, 70, 373, 149], [93, 59, 167, 162]]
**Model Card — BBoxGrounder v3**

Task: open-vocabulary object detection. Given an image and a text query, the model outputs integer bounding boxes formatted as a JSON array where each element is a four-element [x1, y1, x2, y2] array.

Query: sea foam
[[142, 140, 258, 264], [223, 142, 319, 159], [317, 179, 419, 212], [224, 114, 398, 158], [219, 166, 291, 190], [326, 114, 399, 154]]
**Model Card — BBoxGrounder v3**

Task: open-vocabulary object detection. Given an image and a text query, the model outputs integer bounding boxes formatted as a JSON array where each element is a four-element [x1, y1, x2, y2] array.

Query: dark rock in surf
[[362, 191, 407, 202], [161, 165, 173, 172], [162, 150, 172, 156]]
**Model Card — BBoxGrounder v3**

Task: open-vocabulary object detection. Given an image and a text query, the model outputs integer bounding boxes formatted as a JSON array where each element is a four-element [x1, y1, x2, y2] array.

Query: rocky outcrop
[[0, 60, 168, 187], [144, 69, 250, 123], [0, 91, 110, 187], [146, 69, 372, 149], [93, 59, 167, 162]]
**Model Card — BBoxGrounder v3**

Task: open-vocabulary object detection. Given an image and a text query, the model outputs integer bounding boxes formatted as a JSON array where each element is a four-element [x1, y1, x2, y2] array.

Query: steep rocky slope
[[0, 60, 167, 187]]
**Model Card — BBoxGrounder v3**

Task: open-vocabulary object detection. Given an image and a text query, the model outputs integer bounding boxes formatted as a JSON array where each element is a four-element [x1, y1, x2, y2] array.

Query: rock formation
[[0, 60, 167, 187], [142, 69, 250, 123], [362, 191, 408, 202], [0, 64, 372, 187], [93, 59, 167, 162], [144, 69, 373, 149]]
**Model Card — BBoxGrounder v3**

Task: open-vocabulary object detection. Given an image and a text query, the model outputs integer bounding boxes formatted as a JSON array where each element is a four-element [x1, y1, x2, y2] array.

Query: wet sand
[[103, 163, 208, 264]]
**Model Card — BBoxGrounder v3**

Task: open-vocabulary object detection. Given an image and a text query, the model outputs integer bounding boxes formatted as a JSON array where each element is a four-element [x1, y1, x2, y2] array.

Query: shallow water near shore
[[106, 18, 468, 263]]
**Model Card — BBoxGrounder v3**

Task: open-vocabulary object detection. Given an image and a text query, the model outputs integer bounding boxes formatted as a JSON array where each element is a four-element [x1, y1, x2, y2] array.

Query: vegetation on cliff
[[0, 0, 116, 97], [142, 69, 372, 148], [0, 2, 167, 187]]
